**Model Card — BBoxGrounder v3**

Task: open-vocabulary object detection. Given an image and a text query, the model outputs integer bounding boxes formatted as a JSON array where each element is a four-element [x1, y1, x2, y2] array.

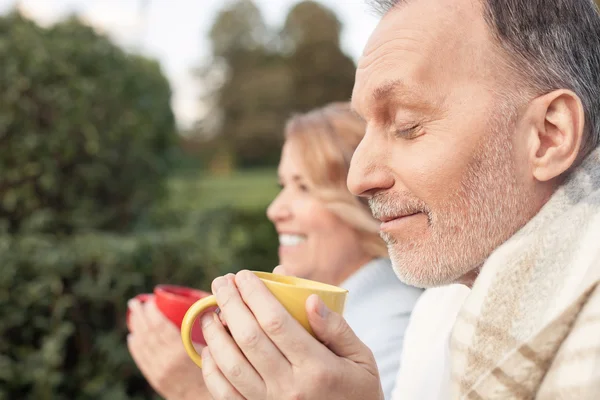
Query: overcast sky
[[0, 0, 379, 129]]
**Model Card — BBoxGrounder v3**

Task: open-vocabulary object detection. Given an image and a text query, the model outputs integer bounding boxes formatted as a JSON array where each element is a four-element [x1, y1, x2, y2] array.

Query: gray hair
[[367, 0, 600, 158]]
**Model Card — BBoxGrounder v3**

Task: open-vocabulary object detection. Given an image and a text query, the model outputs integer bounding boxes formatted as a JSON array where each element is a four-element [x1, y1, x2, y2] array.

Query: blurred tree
[[194, 0, 356, 168], [196, 0, 290, 168], [208, 0, 270, 60], [283, 1, 357, 113], [0, 13, 176, 234], [282, 0, 341, 48]]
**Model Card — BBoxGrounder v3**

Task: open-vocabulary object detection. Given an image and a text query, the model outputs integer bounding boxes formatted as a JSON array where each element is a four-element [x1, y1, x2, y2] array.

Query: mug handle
[[181, 295, 218, 368]]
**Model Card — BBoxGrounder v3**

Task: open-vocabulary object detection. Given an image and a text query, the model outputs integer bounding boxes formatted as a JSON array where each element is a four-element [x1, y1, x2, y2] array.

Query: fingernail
[[201, 313, 213, 328], [316, 297, 329, 318], [212, 277, 228, 293]]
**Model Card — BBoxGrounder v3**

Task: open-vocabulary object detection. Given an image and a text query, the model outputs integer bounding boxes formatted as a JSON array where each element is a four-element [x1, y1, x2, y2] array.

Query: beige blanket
[[450, 147, 600, 399]]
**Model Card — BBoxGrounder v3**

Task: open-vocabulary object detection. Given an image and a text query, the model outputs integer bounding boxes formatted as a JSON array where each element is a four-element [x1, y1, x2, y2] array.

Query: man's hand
[[127, 298, 211, 400], [200, 269, 384, 400]]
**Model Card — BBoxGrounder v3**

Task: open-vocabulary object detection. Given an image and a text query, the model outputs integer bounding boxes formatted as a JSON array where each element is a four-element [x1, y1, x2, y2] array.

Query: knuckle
[[262, 313, 287, 336], [237, 327, 260, 349], [333, 316, 351, 337], [226, 363, 243, 379], [311, 365, 335, 388]]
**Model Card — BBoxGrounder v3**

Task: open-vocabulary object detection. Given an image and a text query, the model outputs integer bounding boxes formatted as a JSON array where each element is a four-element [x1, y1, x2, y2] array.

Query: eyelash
[[394, 123, 422, 139]]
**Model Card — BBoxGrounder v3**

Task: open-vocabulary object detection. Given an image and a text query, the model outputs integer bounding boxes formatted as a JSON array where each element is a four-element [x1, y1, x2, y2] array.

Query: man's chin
[[389, 255, 468, 289]]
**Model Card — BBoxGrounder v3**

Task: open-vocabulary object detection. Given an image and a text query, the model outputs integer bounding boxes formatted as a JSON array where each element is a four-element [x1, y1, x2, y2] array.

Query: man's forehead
[[360, 0, 485, 65], [353, 0, 493, 113]]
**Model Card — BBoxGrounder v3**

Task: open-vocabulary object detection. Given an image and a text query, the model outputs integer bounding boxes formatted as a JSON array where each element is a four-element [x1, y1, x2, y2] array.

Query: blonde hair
[[284, 102, 388, 259]]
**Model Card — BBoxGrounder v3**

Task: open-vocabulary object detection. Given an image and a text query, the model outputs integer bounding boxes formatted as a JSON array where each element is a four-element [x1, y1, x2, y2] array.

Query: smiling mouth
[[278, 234, 307, 247]]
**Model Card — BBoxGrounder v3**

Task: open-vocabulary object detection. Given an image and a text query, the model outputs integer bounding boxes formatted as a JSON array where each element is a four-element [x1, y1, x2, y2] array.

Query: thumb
[[273, 265, 291, 276], [306, 294, 373, 364]]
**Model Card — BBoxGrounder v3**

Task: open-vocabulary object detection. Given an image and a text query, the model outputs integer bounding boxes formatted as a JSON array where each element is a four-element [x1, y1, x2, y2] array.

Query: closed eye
[[395, 124, 422, 139], [298, 183, 310, 192]]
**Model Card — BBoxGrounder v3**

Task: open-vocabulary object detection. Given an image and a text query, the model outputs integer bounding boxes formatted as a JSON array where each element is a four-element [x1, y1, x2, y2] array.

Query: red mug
[[127, 285, 215, 345]]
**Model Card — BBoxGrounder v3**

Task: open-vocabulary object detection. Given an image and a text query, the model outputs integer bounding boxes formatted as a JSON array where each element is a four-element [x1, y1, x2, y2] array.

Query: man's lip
[[378, 212, 419, 223], [379, 212, 423, 232]]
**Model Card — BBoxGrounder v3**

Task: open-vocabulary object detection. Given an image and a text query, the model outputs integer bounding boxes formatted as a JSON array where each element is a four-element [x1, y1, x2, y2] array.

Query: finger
[[217, 273, 236, 327], [128, 298, 152, 333], [127, 334, 157, 378], [215, 307, 227, 327], [212, 276, 290, 377], [272, 265, 290, 276], [144, 300, 180, 343], [201, 311, 266, 398], [201, 347, 246, 400], [224, 273, 237, 284], [234, 270, 316, 365], [306, 294, 376, 368], [129, 299, 172, 350], [216, 273, 236, 327]]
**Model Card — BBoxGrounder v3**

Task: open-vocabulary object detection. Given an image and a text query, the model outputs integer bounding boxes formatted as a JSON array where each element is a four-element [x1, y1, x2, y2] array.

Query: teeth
[[279, 234, 307, 247]]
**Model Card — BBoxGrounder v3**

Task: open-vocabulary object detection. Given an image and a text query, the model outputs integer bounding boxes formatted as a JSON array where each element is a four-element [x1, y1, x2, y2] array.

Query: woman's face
[[267, 141, 369, 285]]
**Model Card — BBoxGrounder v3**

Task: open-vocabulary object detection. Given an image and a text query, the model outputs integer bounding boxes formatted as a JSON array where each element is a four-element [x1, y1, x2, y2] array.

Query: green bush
[[0, 11, 280, 400], [0, 207, 278, 400], [0, 13, 175, 234]]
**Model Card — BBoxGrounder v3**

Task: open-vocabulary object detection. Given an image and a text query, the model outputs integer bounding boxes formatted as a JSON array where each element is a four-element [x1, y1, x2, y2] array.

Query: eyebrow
[[352, 78, 438, 122], [373, 79, 425, 108]]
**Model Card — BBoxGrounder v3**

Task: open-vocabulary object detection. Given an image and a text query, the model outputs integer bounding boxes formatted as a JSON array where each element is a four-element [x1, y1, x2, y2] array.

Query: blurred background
[[0, 0, 378, 398]]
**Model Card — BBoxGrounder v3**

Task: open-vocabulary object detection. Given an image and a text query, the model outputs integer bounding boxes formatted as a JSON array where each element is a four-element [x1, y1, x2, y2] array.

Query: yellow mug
[[181, 271, 348, 368]]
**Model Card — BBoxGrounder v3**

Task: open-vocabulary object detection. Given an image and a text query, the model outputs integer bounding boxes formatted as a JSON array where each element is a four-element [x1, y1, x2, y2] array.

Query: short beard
[[370, 111, 533, 288]]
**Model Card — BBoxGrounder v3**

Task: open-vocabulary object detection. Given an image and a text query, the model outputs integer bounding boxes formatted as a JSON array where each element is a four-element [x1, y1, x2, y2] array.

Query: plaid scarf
[[449, 147, 600, 399]]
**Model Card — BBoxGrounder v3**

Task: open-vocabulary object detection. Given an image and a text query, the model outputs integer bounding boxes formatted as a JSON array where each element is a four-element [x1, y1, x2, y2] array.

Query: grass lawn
[[164, 168, 279, 213]]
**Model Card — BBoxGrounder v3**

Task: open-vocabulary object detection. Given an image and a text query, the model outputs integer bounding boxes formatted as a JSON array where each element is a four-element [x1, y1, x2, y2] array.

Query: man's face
[[349, 0, 544, 288]]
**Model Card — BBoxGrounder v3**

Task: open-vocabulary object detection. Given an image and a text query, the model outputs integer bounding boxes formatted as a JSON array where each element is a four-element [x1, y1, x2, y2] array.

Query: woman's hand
[[127, 298, 211, 400]]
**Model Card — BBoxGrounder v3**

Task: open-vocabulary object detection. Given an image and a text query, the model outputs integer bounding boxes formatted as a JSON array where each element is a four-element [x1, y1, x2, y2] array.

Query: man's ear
[[523, 89, 585, 182]]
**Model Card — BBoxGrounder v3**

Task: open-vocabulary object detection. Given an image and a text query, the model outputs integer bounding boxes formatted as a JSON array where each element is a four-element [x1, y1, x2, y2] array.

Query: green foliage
[[156, 168, 278, 216], [0, 207, 278, 399], [0, 11, 279, 399], [0, 13, 175, 234]]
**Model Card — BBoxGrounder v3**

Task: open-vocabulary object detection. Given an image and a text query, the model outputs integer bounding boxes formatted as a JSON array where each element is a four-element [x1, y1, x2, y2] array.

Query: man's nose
[[347, 128, 394, 198]]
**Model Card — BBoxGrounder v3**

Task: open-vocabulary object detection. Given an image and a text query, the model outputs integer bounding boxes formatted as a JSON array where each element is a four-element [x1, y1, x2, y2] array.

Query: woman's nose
[[267, 192, 292, 222]]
